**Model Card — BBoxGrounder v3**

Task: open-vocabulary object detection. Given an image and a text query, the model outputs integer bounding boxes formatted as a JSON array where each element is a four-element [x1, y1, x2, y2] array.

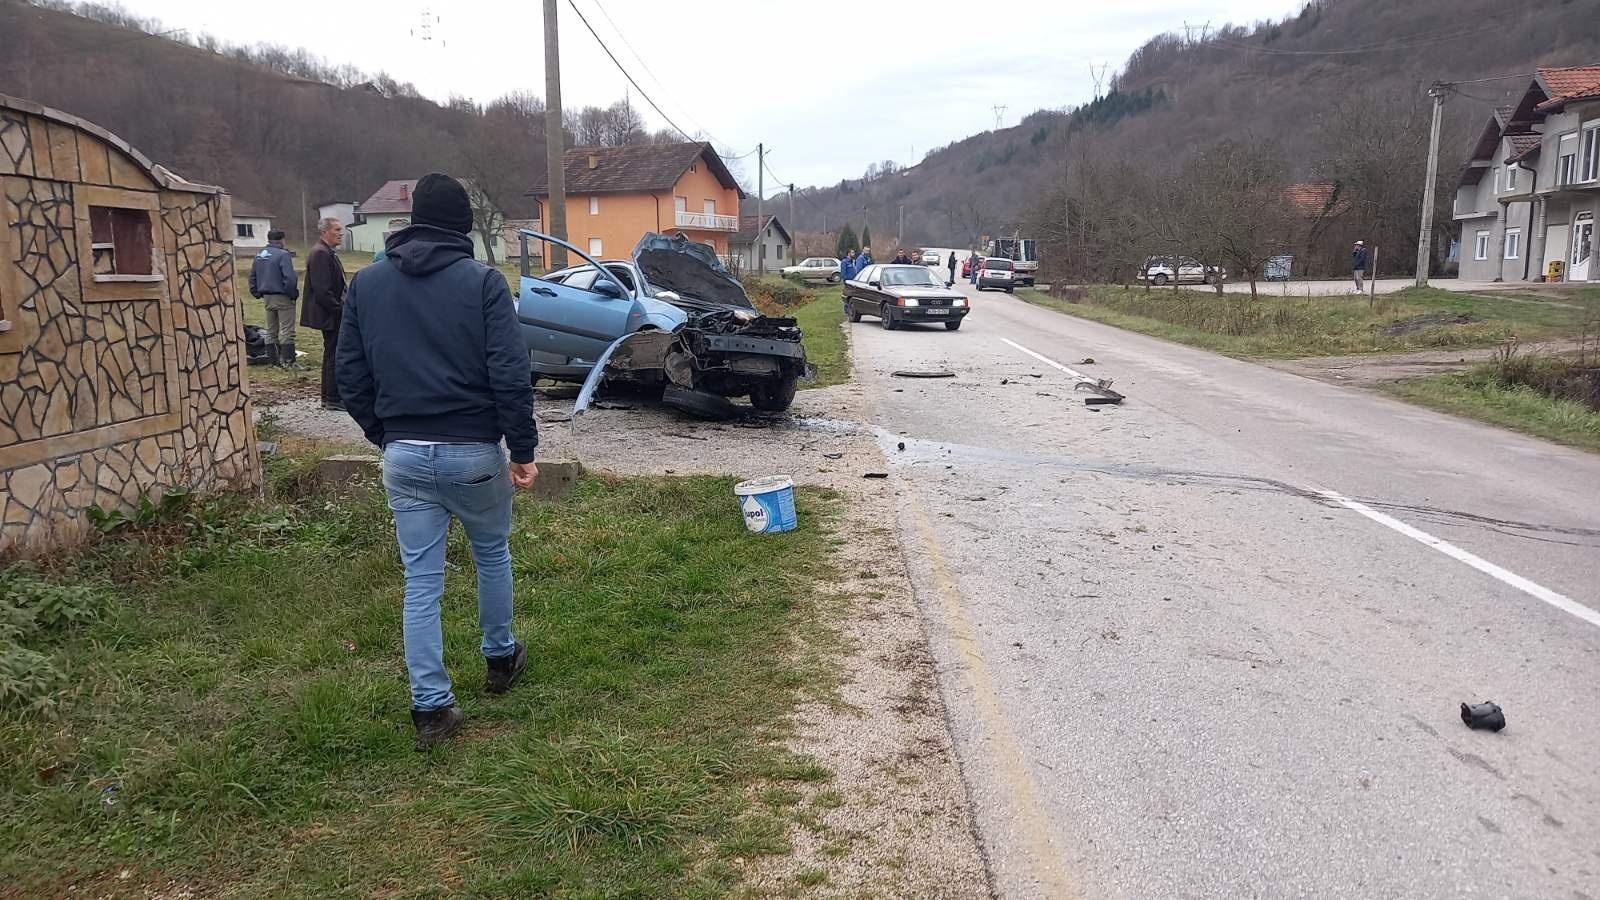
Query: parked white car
[[977, 257, 1016, 292], [1138, 255, 1224, 286], [781, 257, 842, 283]]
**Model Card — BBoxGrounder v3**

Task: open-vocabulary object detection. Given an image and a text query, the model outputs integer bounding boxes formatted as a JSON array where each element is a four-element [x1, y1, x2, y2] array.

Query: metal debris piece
[[892, 370, 955, 378], [897, 442, 906, 451], [1074, 378, 1124, 405], [1461, 701, 1506, 732], [863, 472, 889, 479], [822, 452, 844, 459], [1081, 358, 1096, 364]]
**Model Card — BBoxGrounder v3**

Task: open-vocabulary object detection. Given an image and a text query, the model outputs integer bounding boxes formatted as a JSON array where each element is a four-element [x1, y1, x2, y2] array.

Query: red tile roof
[[1534, 65, 1600, 112], [358, 179, 418, 215], [1505, 133, 1542, 163], [527, 143, 744, 199], [1285, 182, 1339, 216], [230, 198, 273, 219]]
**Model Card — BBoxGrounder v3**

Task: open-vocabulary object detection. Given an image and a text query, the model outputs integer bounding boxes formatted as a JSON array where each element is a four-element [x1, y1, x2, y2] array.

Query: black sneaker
[[411, 704, 465, 751], [321, 400, 346, 412], [485, 642, 527, 695]]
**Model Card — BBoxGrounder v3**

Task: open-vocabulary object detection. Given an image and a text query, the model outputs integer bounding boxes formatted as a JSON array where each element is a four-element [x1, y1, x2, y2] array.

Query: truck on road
[[986, 236, 1039, 286]]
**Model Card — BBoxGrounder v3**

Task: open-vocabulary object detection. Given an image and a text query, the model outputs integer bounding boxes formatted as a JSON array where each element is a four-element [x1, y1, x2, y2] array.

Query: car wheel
[[750, 374, 799, 412], [1153, 273, 1169, 286], [944, 320, 962, 331], [827, 273, 840, 284], [1203, 272, 1216, 284], [847, 301, 862, 323], [662, 384, 737, 420], [1005, 287, 1014, 293], [880, 305, 898, 330]]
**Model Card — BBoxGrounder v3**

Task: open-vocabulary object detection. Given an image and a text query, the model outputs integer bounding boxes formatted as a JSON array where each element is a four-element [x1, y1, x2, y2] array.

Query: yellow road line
[[905, 491, 1078, 898]]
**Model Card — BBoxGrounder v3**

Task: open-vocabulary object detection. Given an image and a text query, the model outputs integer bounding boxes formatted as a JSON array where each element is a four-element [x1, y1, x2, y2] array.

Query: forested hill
[[757, 0, 1600, 250], [0, 0, 679, 235]]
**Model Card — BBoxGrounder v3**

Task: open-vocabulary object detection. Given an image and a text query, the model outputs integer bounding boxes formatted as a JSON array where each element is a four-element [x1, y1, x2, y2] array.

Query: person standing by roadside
[[969, 250, 981, 285], [841, 248, 858, 281], [248, 229, 301, 368], [1352, 240, 1368, 294], [302, 217, 348, 409], [337, 173, 539, 751], [947, 251, 957, 286], [858, 247, 874, 271]]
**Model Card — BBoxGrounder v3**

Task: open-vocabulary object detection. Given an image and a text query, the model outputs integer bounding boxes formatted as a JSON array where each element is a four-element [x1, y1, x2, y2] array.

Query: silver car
[[977, 257, 1015, 292], [780, 257, 842, 284]]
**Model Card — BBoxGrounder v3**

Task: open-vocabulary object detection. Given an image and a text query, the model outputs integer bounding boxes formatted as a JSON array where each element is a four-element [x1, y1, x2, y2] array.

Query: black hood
[[633, 232, 753, 310], [384, 224, 475, 276]]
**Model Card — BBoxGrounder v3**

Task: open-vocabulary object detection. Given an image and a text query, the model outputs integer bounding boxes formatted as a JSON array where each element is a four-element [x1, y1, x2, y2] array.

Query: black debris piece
[[1461, 701, 1506, 732], [897, 442, 906, 452], [863, 472, 889, 479], [823, 452, 844, 459], [1081, 358, 1096, 365], [892, 370, 956, 379]]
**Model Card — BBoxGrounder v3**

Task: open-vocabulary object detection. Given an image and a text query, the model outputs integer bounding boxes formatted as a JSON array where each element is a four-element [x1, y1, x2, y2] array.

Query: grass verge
[[2, 457, 841, 897], [793, 288, 849, 388], [1016, 285, 1600, 358], [1385, 366, 1600, 452]]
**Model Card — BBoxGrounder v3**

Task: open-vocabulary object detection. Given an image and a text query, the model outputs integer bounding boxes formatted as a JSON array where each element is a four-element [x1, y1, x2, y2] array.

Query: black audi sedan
[[843, 264, 971, 331]]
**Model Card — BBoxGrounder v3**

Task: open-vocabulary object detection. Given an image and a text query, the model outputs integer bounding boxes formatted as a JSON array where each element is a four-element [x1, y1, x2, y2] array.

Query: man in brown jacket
[[301, 217, 348, 410]]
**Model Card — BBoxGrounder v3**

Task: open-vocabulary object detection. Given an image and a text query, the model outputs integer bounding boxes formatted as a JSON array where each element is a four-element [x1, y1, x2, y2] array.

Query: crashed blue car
[[515, 230, 809, 414]]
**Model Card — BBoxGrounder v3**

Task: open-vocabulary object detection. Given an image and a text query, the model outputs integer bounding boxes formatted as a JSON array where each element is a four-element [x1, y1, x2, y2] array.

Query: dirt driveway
[[1263, 339, 1585, 388]]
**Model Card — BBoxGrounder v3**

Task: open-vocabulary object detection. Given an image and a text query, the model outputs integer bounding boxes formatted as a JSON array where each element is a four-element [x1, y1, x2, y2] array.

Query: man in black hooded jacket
[[337, 173, 538, 750]]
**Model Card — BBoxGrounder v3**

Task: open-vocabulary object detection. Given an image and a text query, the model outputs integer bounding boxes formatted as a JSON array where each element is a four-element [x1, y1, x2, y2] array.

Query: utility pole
[[1415, 84, 1447, 287], [542, 0, 569, 269], [898, 204, 905, 248], [788, 183, 795, 237], [300, 187, 308, 247], [756, 142, 764, 275]]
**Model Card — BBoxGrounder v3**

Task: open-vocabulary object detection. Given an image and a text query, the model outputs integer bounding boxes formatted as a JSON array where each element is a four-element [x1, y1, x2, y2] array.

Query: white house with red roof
[[349, 179, 503, 260], [1455, 65, 1600, 283]]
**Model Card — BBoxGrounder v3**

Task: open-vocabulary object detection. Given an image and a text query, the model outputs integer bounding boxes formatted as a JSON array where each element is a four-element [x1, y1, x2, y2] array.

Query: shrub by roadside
[[743, 275, 815, 315]]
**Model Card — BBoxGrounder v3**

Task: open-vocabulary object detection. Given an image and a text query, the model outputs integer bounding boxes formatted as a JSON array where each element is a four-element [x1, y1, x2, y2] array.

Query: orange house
[[528, 142, 745, 261]]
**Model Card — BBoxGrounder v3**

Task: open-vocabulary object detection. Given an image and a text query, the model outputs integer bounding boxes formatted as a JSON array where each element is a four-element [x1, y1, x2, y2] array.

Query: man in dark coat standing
[[947, 251, 957, 286], [337, 173, 539, 750], [301, 217, 348, 410]]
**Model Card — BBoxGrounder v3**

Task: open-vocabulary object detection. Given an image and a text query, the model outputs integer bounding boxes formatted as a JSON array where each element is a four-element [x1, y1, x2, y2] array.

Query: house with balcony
[[348, 179, 503, 260], [527, 142, 744, 262], [1455, 65, 1600, 283]]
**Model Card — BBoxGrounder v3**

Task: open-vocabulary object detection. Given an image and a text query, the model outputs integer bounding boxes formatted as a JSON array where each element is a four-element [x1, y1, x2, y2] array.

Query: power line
[[583, 0, 725, 145], [564, 0, 693, 141]]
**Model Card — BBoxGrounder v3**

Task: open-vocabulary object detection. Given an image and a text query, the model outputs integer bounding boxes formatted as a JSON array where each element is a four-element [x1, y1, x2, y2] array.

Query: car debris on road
[[1461, 701, 1506, 732]]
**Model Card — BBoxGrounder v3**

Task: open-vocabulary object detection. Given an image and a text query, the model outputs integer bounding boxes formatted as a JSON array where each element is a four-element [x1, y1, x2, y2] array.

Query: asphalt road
[[850, 280, 1600, 899]]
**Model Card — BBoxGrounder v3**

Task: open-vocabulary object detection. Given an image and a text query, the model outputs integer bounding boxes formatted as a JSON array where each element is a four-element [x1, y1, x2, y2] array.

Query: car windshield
[[882, 266, 941, 286], [986, 259, 1014, 270]]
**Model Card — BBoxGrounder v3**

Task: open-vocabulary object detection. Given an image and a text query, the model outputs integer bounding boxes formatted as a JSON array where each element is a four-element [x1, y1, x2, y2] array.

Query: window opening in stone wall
[[89, 206, 154, 277]]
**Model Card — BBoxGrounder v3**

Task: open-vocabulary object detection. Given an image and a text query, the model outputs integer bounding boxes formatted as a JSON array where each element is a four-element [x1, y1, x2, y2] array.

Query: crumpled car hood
[[634, 232, 753, 310]]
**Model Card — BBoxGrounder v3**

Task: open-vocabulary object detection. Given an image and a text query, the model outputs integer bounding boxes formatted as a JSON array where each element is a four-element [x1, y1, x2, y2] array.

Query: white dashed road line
[[1000, 337, 1600, 632]]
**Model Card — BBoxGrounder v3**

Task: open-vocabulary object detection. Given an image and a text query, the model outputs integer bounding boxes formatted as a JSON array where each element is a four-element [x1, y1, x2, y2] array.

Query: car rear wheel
[[846, 300, 862, 322], [1152, 273, 1169, 286], [750, 374, 798, 412], [945, 320, 962, 331], [880, 305, 897, 330], [827, 273, 840, 284]]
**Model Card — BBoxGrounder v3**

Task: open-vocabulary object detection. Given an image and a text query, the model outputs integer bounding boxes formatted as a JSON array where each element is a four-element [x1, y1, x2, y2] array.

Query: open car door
[[516, 229, 639, 366]]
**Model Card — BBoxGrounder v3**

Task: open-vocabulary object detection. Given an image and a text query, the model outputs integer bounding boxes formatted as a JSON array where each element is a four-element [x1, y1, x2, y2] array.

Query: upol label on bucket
[[735, 475, 798, 534]]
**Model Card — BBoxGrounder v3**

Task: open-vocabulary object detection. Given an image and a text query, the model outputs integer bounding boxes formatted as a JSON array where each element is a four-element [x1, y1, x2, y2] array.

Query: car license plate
[[926, 308, 950, 315]]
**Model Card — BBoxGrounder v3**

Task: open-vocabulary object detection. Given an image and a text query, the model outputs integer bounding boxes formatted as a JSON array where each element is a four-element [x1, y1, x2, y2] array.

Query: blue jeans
[[382, 441, 518, 711]]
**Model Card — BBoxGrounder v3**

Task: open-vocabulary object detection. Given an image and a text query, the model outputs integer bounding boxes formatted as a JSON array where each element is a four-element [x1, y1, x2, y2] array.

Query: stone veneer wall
[[0, 100, 258, 556]]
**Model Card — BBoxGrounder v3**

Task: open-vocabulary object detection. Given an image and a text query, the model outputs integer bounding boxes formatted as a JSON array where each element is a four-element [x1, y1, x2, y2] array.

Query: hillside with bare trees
[[0, 0, 691, 239], [764, 0, 1600, 276]]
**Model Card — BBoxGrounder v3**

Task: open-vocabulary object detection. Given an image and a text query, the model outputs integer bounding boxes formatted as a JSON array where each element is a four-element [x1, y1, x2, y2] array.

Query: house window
[[776, 245, 785, 261], [1582, 124, 1600, 183], [588, 238, 602, 256], [589, 196, 599, 215], [1474, 230, 1490, 260], [1504, 166, 1518, 192], [88, 205, 155, 277], [1493, 167, 1501, 193], [1559, 133, 1579, 185], [1504, 228, 1521, 260], [761, 243, 768, 260], [703, 199, 716, 216], [674, 196, 687, 212], [236, 222, 255, 239]]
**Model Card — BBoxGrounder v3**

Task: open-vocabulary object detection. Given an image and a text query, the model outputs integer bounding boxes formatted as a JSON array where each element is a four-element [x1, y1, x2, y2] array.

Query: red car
[[962, 256, 975, 277]]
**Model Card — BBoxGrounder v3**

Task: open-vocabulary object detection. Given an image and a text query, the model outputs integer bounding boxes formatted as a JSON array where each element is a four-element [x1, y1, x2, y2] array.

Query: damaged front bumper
[[573, 314, 810, 417]]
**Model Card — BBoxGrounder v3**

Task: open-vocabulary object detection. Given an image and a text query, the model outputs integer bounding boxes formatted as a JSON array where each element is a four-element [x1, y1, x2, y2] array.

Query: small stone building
[[0, 93, 259, 555]]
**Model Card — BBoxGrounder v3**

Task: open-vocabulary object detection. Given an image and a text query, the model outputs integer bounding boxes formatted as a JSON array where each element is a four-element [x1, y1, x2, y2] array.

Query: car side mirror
[[595, 280, 627, 299], [868, 280, 881, 288]]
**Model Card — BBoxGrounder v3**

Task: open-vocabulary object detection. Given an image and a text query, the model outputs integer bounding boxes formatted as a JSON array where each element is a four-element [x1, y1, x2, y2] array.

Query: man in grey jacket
[[248, 230, 301, 368]]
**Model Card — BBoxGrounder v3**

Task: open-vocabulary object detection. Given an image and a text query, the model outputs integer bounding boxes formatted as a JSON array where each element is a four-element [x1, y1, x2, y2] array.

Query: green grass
[[1016, 285, 1600, 358], [1386, 365, 1600, 452], [792, 288, 849, 388], [1, 461, 841, 897]]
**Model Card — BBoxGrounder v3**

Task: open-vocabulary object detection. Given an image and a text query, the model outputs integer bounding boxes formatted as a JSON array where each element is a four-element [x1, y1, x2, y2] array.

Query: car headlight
[[953, 298, 967, 307], [900, 298, 919, 307]]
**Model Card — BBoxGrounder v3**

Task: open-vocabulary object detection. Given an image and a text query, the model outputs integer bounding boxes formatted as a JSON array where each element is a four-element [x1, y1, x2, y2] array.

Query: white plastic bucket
[[734, 475, 798, 534]]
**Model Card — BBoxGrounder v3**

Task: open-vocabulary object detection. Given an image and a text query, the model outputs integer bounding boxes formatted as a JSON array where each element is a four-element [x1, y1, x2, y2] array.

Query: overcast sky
[[122, 0, 1299, 195]]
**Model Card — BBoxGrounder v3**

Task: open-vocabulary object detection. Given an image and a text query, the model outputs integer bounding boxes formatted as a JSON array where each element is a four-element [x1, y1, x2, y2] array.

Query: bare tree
[[1183, 139, 1298, 300]]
